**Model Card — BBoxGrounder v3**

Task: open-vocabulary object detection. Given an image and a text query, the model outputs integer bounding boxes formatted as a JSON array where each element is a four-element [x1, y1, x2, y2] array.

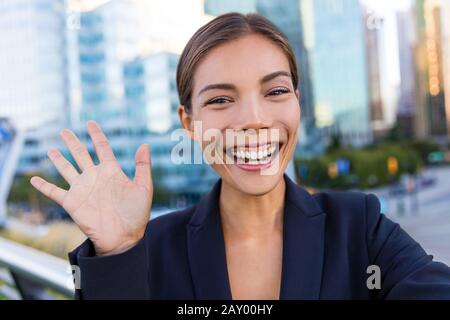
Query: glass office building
[[0, 0, 69, 130], [303, 0, 372, 147], [414, 0, 448, 141], [0, 0, 72, 177], [124, 52, 180, 134], [71, 0, 142, 177], [396, 9, 418, 138], [72, 1, 217, 207], [440, 0, 450, 140]]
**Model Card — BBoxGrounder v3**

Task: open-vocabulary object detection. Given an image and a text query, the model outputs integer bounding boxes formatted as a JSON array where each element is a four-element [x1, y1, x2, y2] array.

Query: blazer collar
[[186, 174, 326, 299]]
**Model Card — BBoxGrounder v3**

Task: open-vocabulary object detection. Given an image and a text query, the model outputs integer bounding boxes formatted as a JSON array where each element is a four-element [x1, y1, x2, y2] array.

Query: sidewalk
[[369, 166, 450, 265]]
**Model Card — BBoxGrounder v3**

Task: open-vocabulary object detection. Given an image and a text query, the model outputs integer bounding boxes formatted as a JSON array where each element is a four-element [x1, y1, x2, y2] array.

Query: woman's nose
[[235, 98, 272, 130]]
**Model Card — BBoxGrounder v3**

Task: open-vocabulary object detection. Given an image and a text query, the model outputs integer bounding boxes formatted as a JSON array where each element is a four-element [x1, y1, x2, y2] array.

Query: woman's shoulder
[[309, 189, 382, 226], [312, 189, 380, 211]]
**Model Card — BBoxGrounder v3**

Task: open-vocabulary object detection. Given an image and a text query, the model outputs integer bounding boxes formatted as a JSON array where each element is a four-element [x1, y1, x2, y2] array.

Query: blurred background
[[0, 0, 449, 299]]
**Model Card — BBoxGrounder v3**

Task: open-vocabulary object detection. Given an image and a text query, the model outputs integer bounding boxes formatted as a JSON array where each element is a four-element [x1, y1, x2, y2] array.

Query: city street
[[370, 166, 450, 265]]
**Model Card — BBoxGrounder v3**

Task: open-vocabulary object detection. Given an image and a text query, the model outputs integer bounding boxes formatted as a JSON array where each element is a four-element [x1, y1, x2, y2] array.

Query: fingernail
[[30, 177, 38, 186], [47, 149, 57, 158]]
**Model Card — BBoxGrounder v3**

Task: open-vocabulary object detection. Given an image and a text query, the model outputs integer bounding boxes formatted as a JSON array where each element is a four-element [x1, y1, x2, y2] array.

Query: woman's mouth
[[225, 142, 283, 171]]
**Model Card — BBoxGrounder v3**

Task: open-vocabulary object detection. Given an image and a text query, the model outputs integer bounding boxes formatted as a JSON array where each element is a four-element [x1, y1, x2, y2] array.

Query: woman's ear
[[177, 105, 195, 140]]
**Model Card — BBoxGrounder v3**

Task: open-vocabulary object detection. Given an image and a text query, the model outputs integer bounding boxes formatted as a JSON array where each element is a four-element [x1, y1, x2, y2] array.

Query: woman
[[30, 13, 450, 299]]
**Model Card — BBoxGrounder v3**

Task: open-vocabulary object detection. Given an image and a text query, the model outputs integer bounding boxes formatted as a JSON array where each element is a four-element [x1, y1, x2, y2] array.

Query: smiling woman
[[30, 12, 450, 300]]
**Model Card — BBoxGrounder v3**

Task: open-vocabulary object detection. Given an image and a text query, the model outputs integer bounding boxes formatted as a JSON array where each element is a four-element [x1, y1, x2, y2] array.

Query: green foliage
[[326, 133, 343, 153], [403, 140, 441, 164], [295, 141, 425, 190], [7, 167, 179, 209], [7, 172, 69, 208]]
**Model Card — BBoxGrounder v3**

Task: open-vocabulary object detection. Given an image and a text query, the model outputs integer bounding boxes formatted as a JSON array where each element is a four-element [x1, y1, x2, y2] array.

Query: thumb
[[133, 144, 152, 192]]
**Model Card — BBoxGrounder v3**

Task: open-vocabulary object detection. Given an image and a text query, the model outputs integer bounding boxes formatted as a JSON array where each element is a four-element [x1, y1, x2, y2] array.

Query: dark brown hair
[[176, 12, 299, 113]]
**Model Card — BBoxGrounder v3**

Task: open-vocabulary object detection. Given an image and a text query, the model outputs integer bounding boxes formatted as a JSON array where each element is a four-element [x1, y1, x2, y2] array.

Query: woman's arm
[[366, 194, 450, 299], [69, 232, 151, 299]]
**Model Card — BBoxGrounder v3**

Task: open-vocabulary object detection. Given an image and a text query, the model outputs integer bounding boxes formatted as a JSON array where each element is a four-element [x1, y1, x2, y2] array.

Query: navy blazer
[[68, 175, 450, 299]]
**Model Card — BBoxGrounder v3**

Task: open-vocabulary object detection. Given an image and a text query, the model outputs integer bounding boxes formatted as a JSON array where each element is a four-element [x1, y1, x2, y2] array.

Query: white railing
[[0, 236, 74, 300]]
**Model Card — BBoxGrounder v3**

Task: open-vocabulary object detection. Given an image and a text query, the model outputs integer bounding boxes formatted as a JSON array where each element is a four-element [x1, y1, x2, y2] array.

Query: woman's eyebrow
[[198, 83, 236, 97], [260, 70, 292, 84], [197, 70, 292, 97]]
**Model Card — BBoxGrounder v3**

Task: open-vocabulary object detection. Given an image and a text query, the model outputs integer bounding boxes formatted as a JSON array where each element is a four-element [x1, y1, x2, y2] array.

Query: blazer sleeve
[[366, 193, 450, 299], [68, 229, 151, 300]]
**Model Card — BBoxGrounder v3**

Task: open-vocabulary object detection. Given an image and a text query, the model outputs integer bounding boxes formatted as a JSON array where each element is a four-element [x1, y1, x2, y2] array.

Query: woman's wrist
[[95, 236, 143, 257]]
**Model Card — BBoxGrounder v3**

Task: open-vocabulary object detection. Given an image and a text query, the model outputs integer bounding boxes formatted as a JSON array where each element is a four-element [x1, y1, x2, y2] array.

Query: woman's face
[[180, 33, 301, 195]]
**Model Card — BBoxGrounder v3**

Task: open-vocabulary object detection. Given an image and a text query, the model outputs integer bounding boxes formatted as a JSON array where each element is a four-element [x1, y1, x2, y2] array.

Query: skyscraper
[[0, 0, 69, 129], [414, 0, 448, 141], [0, 0, 76, 181], [303, 0, 372, 147], [396, 9, 418, 138], [72, 2, 217, 205], [72, 0, 141, 177], [441, 0, 450, 139], [74, 0, 139, 125], [364, 8, 385, 141], [124, 52, 180, 134]]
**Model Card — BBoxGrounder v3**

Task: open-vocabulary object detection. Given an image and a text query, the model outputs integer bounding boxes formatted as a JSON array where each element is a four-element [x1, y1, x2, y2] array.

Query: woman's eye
[[268, 88, 290, 96], [206, 97, 231, 105]]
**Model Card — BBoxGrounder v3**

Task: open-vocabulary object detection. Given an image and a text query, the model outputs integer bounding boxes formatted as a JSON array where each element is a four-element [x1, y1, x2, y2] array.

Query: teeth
[[229, 143, 280, 163]]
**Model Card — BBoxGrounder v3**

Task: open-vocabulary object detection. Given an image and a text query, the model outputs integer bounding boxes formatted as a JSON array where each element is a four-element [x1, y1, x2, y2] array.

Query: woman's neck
[[219, 177, 286, 238]]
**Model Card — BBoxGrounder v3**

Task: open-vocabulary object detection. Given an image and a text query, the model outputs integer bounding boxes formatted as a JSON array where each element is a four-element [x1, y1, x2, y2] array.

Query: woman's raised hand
[[30, 120, 153, 256]]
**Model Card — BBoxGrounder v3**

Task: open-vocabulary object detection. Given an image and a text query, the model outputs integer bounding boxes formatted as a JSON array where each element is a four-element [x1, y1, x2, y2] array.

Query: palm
[[30, 121, 153, 255], [64, 162, 152, 254]]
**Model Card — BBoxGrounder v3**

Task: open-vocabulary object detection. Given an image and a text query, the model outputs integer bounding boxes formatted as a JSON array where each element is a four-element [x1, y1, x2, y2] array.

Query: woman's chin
[[221, 162, 286, 196]]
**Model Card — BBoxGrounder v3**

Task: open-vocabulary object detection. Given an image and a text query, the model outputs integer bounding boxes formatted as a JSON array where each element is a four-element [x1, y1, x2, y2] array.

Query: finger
[[133, 144, 152, 191], [30, 176, 66, 205], [60, 129, 95, 171], [86, 120, 117, 163], [47, 148, 79, 184]]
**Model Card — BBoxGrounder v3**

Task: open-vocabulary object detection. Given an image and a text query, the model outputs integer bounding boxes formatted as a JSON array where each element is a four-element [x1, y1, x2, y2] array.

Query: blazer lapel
[[186, 179, 232, 299], [280, 175, 326, 299], [186, 175, 326, 300]]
